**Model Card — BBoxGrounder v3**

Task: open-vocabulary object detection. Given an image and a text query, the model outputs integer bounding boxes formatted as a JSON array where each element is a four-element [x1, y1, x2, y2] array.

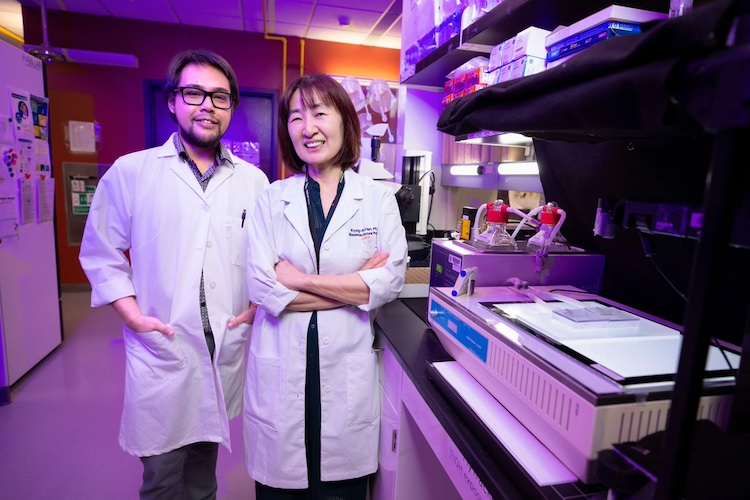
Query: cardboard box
[[510, 56, 547, 80], [498, 64, 513, 84], [500, 37, 516, 66], [463, 67, 495, 87], [512, 26, 551, 61], [488, 42, 503, 71], [545, 5, 667, 48]]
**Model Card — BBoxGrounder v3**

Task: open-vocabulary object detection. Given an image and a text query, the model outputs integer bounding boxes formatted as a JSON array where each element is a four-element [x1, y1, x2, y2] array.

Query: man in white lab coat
[[79, 49, 269, 499]]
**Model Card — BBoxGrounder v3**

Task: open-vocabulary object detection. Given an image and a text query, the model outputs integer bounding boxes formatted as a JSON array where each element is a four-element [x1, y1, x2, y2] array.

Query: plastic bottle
[[526, 202, 564, 252], [475, 200, 517, 248]]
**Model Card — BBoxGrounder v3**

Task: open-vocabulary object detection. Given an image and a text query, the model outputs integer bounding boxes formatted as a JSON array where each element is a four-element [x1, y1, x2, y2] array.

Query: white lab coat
[[79, 134, 269, 457], [243, 168, 407, 488]]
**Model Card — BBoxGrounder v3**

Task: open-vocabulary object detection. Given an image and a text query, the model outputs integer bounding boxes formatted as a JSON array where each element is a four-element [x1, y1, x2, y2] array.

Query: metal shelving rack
[[405, 0, 750, 497], [401, 0, 669, 87]]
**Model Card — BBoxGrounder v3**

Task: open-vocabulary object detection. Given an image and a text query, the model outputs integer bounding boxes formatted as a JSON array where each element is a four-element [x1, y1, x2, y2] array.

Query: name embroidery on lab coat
[[350, 227, 378, 240]]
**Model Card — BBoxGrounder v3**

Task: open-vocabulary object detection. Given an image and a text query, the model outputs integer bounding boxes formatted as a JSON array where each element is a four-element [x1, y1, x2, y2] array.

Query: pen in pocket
[[241, 209, 246, 228]]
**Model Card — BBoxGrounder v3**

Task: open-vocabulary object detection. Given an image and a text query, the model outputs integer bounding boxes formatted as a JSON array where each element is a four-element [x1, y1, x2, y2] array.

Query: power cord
[[416, 170, 436, 230], [638, 228, 737, 379]]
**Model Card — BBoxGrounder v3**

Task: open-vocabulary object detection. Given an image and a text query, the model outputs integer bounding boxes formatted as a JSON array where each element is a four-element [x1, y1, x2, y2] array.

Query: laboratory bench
[[373, 298, 609, 500]]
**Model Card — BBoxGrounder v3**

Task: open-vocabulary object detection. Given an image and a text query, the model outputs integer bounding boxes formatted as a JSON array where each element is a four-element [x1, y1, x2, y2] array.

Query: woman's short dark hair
[[163, 49, 240, 123], [278, 74, 362, 174]]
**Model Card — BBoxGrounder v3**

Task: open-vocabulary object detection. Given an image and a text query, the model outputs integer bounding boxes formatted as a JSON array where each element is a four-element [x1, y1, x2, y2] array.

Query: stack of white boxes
[[488, 26, 550, 84]]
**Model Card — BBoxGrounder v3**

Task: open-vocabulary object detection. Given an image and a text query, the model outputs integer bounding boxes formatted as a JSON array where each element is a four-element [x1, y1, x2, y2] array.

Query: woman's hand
[[359, 251, 389, 271], [275, 260, 307, 291]]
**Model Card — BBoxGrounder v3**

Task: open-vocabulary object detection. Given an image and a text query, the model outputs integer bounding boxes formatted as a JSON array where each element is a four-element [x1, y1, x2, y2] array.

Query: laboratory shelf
[[401, 0, 669, 87]]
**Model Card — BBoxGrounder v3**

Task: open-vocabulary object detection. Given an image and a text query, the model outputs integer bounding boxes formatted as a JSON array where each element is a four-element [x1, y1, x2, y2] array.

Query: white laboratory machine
[[427, 284, 739, 483]]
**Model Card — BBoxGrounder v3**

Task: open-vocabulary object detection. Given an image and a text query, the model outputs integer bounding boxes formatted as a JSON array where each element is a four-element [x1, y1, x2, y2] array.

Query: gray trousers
[[139, 442, 219, 500]]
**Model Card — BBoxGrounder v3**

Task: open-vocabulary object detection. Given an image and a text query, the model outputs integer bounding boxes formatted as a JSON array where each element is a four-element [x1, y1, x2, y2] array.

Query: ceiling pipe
[[262, 0, 288, 179], [262, 0, 287, 91]]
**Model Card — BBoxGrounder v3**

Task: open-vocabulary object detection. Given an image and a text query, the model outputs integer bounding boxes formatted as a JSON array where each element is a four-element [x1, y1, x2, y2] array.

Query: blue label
[[431, 301, 489, 363]]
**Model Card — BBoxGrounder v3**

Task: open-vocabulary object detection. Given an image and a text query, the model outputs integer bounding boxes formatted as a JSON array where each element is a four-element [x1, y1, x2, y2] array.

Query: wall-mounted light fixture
[[449, 165, 485, 176], [497, 161, 539, 175]]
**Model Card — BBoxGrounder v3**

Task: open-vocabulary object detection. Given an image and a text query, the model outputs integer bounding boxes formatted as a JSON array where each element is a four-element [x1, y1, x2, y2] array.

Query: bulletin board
[[62, 162, 110, 245]]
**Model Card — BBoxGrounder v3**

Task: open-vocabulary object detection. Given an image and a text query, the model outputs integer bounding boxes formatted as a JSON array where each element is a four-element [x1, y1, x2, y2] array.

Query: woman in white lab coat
[[243, 74, 408, 499]]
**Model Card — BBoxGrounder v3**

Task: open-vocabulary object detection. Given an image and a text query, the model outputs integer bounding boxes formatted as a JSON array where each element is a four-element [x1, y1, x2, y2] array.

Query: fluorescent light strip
[[449, 165, 481, 176], [497, 162, 539, 175], [498, 133, 532, 146]]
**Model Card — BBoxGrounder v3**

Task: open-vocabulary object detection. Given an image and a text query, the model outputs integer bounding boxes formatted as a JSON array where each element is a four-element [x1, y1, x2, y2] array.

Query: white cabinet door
[[372, 345, 402, 500]]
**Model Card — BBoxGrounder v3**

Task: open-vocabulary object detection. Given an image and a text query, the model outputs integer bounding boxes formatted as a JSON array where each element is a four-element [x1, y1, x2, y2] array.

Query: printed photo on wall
[[337, 77, 398, 144]]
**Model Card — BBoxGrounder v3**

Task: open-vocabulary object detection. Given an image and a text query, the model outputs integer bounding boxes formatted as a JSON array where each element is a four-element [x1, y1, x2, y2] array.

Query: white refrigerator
[[0, 39, 62, 404]]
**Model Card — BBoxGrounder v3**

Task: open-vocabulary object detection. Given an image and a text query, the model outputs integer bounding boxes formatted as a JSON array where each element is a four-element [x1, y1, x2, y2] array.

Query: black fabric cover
[[436, 0, 736, 141]]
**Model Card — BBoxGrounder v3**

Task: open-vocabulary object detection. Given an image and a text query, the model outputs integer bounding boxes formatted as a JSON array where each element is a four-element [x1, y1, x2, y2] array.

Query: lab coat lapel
[[168, 161, 207, 201], [204, 164, 232, 198], [281, 175, 317, 266], [323, 170, 362, 245], [159, 136, 207, 202]]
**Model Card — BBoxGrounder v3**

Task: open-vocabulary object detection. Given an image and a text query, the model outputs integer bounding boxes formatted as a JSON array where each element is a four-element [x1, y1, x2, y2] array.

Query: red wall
[[22, 8, 400, 285]]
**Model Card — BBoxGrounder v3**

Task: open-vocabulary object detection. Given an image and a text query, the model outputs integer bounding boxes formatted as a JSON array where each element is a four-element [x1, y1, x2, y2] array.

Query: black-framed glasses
[[174, 87, 234, 109]]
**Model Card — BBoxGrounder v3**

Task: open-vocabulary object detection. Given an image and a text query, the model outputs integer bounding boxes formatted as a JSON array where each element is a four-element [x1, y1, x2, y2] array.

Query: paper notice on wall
[[37, 177, 54, 223], [0, 181, 20, 243], [222, 139, 261, 168], [34, 138, 51, 179], [30, 94, 49, 141], [2, 143, 20, 181], [19, 175, 36, 225], [3, 138, 34, 182], [68, 120, 97, 154], [0, 114, 13, 144], [8, 87, 34, 141], [70, 177, 95, 214]]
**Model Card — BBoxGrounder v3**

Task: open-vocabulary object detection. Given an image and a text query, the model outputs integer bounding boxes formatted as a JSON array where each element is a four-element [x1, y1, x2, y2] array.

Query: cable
[[638, 231, 737, 379], [424, 171, 436, 230], [417, 168, 433, 184], [638, 232, 687, 301]]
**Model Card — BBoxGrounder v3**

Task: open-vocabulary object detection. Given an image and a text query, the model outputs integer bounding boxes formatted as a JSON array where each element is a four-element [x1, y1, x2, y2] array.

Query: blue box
[[547, 21, 641, 62]]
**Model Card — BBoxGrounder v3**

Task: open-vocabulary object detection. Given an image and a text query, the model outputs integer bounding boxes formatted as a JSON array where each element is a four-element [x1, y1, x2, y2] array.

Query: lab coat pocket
[[346, 352, 379, 425], [245, 355, 282, 429], [225, 215, 248, 266], [126, 331, 186, 381], [347, 236, 377, 266], [220, 323, 251, 367]]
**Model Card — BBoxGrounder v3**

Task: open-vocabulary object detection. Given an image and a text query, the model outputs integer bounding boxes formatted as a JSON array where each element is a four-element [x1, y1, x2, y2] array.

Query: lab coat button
[[209, 282, 216, 289], [322, 337, 330, 345], [203, 205, 210, 212], [324, 385, 331, 393], [324, 243, 331, 250], [206, 241, 212, 248]]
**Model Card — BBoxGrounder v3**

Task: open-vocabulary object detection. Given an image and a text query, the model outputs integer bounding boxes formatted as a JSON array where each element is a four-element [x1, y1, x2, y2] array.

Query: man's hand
[[359, 251, 389, 271], [275, 260, 307, 291], [228, 304, 258, 328], [127, 315, 174, 337], [112, 296, 174, 336]]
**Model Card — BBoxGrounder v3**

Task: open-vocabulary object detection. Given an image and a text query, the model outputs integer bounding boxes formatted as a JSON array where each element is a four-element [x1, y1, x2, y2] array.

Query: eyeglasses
[[174, 87, 234, 109]]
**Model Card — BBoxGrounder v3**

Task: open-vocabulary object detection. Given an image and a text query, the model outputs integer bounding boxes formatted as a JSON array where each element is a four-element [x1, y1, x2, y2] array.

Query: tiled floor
[[0, 291, 254, 499]]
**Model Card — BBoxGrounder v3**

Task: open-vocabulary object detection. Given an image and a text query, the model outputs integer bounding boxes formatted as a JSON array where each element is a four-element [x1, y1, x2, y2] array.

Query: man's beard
[[180, 123, 223, 150]]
